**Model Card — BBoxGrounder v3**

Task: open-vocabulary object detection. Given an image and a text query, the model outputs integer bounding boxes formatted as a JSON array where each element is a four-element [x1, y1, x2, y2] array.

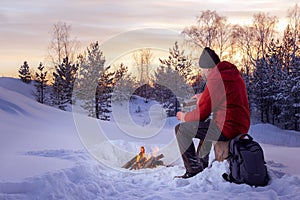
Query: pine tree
[[252, 22, 300, 130], [52, 57, 78, 110], [253, 57, 272, 123], [18, 61, 31, 83], [153, 65, 178, 116], [34, 62, 48, 104], [290, 56, 300, 130], [112, 63, 137, 103], [157, 41, 195, 116], [280, 24, 300, 130], [265, 39, 285, 125], [96, 66, 115, 120], [76, 41, 105, 117], [159, 41, 194, 82]]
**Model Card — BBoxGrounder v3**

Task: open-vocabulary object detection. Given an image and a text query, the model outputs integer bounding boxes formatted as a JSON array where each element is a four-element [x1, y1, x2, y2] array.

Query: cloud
[[0, 0, 298, 76]]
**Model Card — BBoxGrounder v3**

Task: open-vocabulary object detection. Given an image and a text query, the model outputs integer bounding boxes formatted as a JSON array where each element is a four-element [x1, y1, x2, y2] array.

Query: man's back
[[214, 61, 250, 139]]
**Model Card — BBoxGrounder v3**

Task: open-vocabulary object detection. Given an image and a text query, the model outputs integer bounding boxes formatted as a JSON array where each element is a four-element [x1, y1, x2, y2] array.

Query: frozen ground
[[1, 77, 300, 200]]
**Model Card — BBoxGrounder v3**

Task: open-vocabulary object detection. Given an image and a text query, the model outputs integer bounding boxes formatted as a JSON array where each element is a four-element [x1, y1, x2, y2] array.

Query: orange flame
[[136, 154, 141, 162], [136, 146, 145, 162]]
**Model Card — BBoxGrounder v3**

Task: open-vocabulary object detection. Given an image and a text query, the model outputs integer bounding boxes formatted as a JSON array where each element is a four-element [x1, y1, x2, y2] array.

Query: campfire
[[122, 146, 165, 170]]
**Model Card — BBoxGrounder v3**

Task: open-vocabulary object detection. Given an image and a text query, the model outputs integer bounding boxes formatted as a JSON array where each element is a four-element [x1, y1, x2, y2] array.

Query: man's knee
[[175, 122, 198, 138]]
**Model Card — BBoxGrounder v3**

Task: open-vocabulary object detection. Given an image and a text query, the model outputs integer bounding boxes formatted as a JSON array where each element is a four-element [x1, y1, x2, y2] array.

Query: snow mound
[[1, 151, 300, 200], [250, 124, 300, 147], [0, 98, 29, 115], [0, 77, 35, 99], [0, 85, 83, 182]]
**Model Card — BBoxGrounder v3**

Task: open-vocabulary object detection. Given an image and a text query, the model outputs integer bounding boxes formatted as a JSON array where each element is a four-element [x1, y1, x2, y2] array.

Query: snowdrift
[[250, 123, 300, 147]]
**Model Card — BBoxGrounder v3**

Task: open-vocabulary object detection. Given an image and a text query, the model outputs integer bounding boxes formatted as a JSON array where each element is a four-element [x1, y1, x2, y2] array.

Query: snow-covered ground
[[1, 77, 300, 200]]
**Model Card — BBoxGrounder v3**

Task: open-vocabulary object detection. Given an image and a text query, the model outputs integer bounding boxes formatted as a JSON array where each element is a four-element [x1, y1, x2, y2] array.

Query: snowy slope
[[1, 77, 300, 200], [0, 86, 83, 182], [0, 77, 35, 99]]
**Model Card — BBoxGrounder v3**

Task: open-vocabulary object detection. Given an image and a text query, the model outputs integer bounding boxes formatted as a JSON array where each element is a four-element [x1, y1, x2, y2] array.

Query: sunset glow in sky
[[0, 0, 298, 77]]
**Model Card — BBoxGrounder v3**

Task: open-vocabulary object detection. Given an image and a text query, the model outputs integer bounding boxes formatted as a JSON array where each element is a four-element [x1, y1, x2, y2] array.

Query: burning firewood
[[122, 146, 145, 169], [122, 146, 165, 170], [142, 154, 164, 169]]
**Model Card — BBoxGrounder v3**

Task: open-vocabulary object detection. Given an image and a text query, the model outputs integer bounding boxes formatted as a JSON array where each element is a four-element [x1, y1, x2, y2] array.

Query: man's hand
[[176, 112, 186, 122]]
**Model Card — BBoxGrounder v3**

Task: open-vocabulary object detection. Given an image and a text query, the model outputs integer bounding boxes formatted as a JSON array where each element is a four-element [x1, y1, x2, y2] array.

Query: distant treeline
[[17, 5, 300, 130]]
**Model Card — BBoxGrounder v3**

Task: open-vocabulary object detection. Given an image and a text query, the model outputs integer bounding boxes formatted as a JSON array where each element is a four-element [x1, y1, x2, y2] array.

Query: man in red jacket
[[175, 47, 250, 179]]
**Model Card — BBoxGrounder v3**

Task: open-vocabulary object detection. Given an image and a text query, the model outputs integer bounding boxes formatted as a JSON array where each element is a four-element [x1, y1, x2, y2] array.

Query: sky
[[0, 0, 299, 77]]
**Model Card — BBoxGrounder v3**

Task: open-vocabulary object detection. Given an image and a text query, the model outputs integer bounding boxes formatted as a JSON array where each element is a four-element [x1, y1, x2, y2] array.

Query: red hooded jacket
[[184, 61, 250, 139]]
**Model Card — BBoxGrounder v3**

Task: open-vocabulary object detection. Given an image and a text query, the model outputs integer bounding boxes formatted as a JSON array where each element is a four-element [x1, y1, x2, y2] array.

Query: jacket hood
[[207, 61, 240, 81]]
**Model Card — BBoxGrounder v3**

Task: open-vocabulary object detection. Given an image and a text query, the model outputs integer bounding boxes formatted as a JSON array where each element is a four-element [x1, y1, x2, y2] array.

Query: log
[[122, 153, 165, 170], [155, 154, 164, 160], [122, 152, 143, 169], [130, 156, 147, 170], [141, 154, 164, 169], [122, 156, 137, 169], [143, 157, 155, 169]]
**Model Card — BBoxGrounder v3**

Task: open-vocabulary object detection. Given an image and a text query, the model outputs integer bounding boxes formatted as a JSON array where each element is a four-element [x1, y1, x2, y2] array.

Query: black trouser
[[175, 120, 228, 173]]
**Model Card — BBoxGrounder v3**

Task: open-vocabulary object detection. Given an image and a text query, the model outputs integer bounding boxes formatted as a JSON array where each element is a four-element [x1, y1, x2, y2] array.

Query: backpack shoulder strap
[[229, 134, 243, 153], [231, 134, 253, 145], [234, 133, 253, 141]]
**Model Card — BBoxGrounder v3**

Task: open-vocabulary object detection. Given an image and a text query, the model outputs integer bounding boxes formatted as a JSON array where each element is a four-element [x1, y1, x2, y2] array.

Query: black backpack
[[222, 134, 269, 187]]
